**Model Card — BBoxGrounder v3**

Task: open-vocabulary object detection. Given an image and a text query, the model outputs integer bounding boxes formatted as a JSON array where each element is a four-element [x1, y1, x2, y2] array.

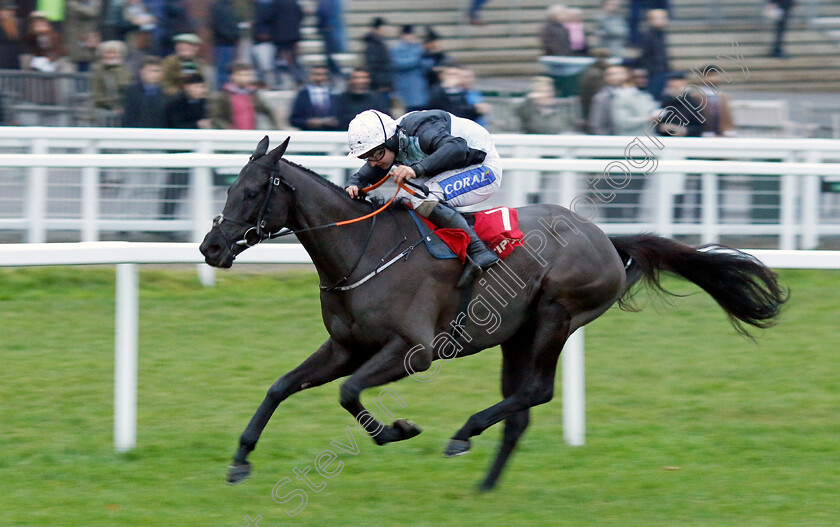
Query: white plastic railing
[[2, 128, 840, 249], [3, 242, 839, 452]]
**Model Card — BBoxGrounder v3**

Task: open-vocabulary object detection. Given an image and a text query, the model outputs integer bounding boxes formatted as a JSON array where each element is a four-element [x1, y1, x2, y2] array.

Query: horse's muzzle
[[199, 229, 235, 268]]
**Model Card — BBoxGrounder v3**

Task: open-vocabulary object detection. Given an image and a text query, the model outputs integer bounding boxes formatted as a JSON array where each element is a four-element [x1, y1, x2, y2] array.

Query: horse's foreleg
[[228, 338, 358, 484], [446, 299, 571, 458], [339, 337, 424, 445]]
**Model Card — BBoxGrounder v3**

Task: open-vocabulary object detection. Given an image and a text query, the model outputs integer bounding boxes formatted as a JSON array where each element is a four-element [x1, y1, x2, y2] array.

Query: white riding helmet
[[347, 110, 397, 158]]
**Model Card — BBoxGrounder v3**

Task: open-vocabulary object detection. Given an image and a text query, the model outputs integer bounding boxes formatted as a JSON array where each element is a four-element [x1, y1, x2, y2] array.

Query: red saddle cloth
[[421, 206, 524, 262]]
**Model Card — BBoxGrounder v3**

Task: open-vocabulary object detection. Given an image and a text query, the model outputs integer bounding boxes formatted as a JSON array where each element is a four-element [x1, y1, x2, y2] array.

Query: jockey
[[345, 109, 502, 287]]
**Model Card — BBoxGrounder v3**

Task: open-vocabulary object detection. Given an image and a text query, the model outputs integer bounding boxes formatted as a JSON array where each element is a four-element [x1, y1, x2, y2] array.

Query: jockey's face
[[367, 147, 395, 170]]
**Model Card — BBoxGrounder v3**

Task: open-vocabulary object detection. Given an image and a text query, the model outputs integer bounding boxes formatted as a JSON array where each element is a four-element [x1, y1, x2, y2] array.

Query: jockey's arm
[[346, 163, 389, 192], [409, 119, 486, 179]]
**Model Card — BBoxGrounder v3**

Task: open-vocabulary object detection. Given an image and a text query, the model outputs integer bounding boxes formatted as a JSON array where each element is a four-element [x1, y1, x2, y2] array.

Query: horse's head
[[200, 136, 294, 268]]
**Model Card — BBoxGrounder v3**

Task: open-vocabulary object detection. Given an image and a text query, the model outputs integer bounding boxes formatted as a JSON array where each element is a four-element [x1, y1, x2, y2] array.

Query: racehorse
[[199, 136, 787, 490]]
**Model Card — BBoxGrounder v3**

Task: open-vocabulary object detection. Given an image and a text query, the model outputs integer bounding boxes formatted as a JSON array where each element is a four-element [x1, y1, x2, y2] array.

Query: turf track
[[0, 267, 838, 526]]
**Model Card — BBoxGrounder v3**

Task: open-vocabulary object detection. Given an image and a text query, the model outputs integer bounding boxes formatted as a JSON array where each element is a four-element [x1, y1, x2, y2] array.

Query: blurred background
[[1, 1, 839, 525]]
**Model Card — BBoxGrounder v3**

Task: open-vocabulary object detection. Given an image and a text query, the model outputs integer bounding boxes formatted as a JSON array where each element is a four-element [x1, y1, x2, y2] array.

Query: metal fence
[[1, 128, 840, 249]]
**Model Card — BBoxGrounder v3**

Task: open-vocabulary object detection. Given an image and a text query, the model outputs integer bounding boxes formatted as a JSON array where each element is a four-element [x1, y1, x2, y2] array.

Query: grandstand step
[[672, 42, 840, 59], [672, 30, 833, 46], [812, 17, 840, 28]]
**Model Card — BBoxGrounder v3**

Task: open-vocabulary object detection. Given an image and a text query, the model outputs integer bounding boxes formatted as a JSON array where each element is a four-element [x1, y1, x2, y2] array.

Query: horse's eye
[[245, 190, 259, 199]]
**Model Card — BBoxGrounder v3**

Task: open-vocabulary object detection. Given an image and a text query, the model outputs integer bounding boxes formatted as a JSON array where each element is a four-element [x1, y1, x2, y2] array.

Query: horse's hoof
[[444, 438, 471, 457], [227, 461, 252, 484], [393, 419, 422, 439]]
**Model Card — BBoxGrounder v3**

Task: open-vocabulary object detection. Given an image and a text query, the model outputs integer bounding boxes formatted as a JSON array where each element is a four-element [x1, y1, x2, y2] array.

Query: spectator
[[655, 72, 704, 137], [161, 32, 205, 95], [209, 62, 277, 129], [22, 11, 65, 72], [122, 55, 168, 127], [101, 0, 129, 41], [210, 0, 240, 88], [90, 40, 132, 120], [428, 67, 473, 119], [316, 0, 345, 78], [165, 72, 210, 128], [628, 0, 670, 45], [631, 67, 648, 91], [770, 0, 794, 58], [124, 33, 157, 80], [289, 65, 340, 130], [363, 17, 392, 93], [516, 76, 571, 134], [0, 0, 23, 69], [638, 8, 670, 101], [391, 24, 428, 112], [336, 67, 391, 130], [695, 65, 735, 137], [251, 0, 279, 88], [577, 48, 611, 124], [121, 0, 157, 76], [64, 0, 101, 72], [594, 0, 628, 58], [540, 5, 571, 57], [563, 7, 588, 56], [588, 64, 628, 135], [460, 68, 488, 127], [612, 66, 657, 136], [468, 0, 490, 26], [273, 0, 305, 88], [161, 72, 210, 220], [422, 26, 450, 91], [158, 0, 194, 57]]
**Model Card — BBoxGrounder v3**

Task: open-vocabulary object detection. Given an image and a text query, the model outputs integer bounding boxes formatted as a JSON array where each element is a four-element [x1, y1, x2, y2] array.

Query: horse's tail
[[609, 234, 788, 337]]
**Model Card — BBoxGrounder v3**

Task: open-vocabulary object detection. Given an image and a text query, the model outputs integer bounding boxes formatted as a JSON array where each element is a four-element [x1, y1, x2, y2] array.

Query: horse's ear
[[266, 136, 290, 164], [252, 136, 270, 159]]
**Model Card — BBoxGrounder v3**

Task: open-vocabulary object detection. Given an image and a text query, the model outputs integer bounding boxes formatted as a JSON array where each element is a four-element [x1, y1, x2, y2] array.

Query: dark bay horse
[[199, 137, 787, 490]]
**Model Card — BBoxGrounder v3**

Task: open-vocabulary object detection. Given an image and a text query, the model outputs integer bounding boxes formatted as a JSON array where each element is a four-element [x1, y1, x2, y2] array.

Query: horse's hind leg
[[480, 330, 534, 491], [228, 338, 359, 484], [446, 298, 571, 460], [338, 337, 425, 445]]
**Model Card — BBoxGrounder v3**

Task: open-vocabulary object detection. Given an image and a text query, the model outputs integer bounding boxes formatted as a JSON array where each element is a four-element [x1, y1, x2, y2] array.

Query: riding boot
[[426, 203, 499, 288]]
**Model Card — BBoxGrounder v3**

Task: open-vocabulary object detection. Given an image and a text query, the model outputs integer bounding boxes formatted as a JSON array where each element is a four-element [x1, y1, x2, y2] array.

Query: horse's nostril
[[200, 241, 221, 258]]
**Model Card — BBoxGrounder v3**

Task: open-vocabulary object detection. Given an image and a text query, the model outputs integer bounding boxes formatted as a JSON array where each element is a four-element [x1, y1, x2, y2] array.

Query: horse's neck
[[284, 164, 379, 282]]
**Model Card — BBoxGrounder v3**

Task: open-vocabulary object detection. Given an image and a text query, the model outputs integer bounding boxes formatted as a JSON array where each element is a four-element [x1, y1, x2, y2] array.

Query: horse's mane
[[280, 157, 355, 199]]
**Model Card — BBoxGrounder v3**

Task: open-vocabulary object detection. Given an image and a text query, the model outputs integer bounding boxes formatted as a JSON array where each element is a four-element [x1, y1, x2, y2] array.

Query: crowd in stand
[[531, 1, 737, 138], [0, 0, 788, 138], [0, 0, 494, 132]]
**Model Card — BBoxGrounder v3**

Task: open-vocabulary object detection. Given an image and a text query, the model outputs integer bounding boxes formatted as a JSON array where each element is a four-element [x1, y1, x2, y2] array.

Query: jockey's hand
[[392, 165, 416, 186], [346, 185, 361, 199]]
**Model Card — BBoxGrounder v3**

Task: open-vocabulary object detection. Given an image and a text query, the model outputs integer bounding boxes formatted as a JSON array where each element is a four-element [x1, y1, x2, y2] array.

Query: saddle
[[408, 206, 524, 262]]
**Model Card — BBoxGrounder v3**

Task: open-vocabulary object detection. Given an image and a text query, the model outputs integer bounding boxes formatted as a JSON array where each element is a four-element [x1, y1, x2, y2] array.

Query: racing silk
[[347, 110, 492, 188]]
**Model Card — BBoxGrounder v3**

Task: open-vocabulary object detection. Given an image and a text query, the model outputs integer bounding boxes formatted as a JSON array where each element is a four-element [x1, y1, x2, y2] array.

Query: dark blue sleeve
[[289, 90, 309, 129]]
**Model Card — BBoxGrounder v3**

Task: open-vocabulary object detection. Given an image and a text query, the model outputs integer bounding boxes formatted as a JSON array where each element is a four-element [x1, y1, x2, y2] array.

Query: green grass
[[0, 266, 838, 526]]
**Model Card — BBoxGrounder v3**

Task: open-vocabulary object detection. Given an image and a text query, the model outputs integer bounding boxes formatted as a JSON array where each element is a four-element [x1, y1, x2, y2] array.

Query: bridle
[[211, 162, 295, 251], [211, 157, 427, 256]]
